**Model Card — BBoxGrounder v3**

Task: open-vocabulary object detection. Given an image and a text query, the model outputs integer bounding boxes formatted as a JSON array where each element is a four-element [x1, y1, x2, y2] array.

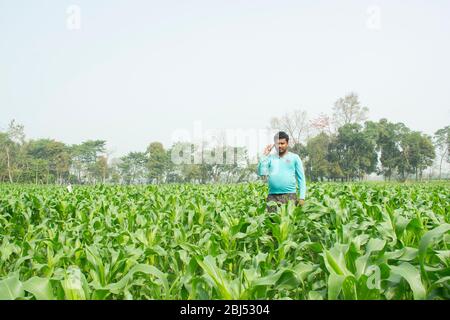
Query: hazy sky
[[1, 0, 449, 159]]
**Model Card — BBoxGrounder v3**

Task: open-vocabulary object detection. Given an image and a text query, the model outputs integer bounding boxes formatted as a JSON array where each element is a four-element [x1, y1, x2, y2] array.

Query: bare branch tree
[[332, 92, 369, 130], [310, 113, 333, 136], [268, 109, 310, 145]]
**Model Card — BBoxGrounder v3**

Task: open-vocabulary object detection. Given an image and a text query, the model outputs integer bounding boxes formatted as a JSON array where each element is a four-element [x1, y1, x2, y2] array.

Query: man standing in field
[[257, 131, 307, 212]]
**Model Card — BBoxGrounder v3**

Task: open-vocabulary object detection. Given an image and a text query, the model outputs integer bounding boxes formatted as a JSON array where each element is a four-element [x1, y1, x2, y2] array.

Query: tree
[[398, 131, 435, 181], [310, 113, 333, 136], [305, 132, 331, 181], [197, 144, 243, 183], [108, 158, 122, 184], [332, 93, 369, 129], [181, 164, 202, 183], [0, 132, 15, 182], [434, 125, 450, 179], [371, 119, 409, 181], [147, 142, 169, 184], [222, 146, 251, 183], [0, 120, 26, 183], [326, 135, 344, 181], [328, 123, 377, 181], [269, 109, 311, 145], [25, 139, 71, 184], [7, 119, 25, 144], [118, 152, 148, 184], [93, 155, 109, 183], [167, 142, 194, 183], [198, 144, 227, 183], [70, 140, 106, 183]]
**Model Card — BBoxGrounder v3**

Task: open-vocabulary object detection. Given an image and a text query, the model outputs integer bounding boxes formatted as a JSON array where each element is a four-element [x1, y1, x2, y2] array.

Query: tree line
[[0, 123, 256, 184], [269, 93, 448, 182], [1, 93, 449, 184]]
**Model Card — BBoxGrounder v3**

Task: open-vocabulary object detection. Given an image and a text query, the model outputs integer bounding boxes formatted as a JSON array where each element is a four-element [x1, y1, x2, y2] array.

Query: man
[[257, 131, 307, 212]]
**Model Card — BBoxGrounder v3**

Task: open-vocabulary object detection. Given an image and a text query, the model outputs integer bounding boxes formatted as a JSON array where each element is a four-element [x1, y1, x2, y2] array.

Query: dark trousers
[[266, 193, 298, 212]]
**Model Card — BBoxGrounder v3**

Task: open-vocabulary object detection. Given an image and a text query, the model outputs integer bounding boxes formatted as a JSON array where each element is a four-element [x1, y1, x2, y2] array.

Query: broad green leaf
[[23, 277, 55, 300], [197, 256, 234, 299], [419, 224, 450, 265], [308, 291, 324, 300], [0, 274, 24, 300], [275, 270, 299, 290], [103, 264, 169, 295], [322, 244, 351, 276], [389, 262, 426, 300], [327, 274, 346, 300]]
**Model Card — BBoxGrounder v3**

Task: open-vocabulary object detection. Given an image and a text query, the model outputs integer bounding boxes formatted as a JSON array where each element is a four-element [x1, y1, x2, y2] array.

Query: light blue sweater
[[257, 151, 307, 199]]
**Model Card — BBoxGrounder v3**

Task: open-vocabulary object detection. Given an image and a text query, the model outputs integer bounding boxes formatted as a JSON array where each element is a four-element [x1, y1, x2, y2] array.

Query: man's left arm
[[294, 155, 307, 201]]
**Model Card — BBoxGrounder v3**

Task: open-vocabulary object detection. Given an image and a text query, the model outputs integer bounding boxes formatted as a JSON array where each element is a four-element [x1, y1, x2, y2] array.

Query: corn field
[[0, 182, 449, 300]]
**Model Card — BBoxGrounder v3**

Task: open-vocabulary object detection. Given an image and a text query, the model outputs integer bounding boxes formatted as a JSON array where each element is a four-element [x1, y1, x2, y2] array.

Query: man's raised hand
[[263, 144, 274, 156]]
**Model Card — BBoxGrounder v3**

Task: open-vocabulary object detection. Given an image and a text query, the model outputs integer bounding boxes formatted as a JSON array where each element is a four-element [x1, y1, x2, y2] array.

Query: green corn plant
[[0, 181, 448, 299]]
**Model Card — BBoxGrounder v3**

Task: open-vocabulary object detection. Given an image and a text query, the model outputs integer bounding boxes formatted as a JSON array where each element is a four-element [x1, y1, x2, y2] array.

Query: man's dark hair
[[274, 131, 289, 142]]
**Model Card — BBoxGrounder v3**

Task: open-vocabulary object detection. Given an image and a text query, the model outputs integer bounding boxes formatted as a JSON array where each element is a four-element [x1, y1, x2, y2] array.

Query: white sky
[[1, 0, 449, 160]]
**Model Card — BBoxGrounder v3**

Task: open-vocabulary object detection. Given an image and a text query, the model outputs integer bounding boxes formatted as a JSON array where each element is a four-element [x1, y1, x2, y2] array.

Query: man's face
[[274, 138, 288, 154]]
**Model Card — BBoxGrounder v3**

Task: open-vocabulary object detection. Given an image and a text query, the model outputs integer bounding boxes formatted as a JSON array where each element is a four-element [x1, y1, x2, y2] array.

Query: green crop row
[[0, 182, 449, 299]]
